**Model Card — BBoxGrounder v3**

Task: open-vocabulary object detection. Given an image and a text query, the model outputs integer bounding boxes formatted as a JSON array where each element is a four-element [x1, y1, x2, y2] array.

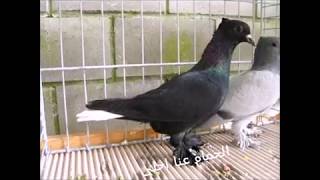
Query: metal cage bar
[[193, 0, 197, 62], [238, 0, 242, 73], [259, 0, 280, 36], [121, 0, 129, 143], [79, 0, 91, 149], [176, 0, 181, 74], [40, 61, 252, 72], [100, 0, 110, 145], [58, 0, 70, 150], [140, 0, 147, 141], [159, 0, 164, 83], [209, 0, 213, 34], [140, 0, 145, 85], [40, 73, 49, 156], [252, 0, 257, 66]]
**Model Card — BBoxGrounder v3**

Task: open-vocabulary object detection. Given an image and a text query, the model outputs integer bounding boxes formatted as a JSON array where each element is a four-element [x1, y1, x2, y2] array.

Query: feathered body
[[199, 37, 280, 149], [77, 18, 255, 164], [88, 69, 228, 134]]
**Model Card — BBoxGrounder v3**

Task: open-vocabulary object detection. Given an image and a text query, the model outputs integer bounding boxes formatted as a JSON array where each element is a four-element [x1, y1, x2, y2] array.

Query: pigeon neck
[[251, 55, 280, 75], [207, 58, 231, 77], [190, 32, 238, 73], [251, 63, 280, 75], [204, 33, 238, 72]]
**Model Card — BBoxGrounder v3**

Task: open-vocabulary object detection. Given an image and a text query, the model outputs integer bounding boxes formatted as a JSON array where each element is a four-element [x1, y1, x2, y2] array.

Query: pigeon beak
[[245, 34, 255, 46]]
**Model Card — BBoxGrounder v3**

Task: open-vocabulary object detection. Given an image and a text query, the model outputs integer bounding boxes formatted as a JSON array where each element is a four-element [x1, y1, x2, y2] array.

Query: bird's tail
[[76, 98, 135, 122], [76, 110, 123, 122]]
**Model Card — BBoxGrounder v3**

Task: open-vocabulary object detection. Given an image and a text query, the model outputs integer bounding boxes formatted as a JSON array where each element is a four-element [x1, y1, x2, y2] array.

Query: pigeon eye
[[272, 43, 277, 47], [234, 26, 243, 33]]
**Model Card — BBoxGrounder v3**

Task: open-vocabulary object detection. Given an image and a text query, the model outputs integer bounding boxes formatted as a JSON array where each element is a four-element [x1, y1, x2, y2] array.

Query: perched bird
[[77, 18, 255, 164], [198, 37, 280, 150]]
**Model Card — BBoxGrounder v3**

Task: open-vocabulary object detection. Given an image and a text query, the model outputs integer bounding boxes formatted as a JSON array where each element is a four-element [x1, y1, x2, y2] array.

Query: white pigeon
[[198, 36, 280, 150]]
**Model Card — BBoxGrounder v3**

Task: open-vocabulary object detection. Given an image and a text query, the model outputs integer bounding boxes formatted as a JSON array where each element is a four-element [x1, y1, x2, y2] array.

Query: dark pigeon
[[77, 18, 255, 165]]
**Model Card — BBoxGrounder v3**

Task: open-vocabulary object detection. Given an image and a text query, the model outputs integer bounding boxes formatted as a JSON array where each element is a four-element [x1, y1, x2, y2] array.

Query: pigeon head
[[251, 36, 280, 74], [216, 18, 255, 46]]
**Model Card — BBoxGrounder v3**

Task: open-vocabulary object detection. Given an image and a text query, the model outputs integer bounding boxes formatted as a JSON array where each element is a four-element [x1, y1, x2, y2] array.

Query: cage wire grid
[[40, 0, 279, 158]]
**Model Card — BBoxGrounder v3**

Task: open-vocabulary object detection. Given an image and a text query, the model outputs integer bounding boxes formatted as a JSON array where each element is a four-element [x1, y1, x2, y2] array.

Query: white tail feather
[[76, 110, 124, 122]]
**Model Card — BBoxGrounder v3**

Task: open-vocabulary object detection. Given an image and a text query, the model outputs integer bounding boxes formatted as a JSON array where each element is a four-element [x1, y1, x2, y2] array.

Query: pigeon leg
[[232, 117, 262, 150], [170, 132, 188, 163], [183, 132, 205, 152], [170, 132, 205, 166], [246, 124, 263, 138]]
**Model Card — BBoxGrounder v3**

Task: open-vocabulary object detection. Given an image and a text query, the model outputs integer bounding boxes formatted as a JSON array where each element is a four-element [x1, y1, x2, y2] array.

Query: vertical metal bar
[[62, 152, 70, 180], [82, 150, 89, 177], [69, 151, 76, 179], [221, 0, 228, 132], [159, 0, 163, 82], [143, 123, 147, 141], [252, 0, 256, 66], [76, 151, 82, 177], [42, 153, 53, 179], [275, 0, 280, 36], [193, 0, 197, 62], [140, 0, 147, 141], [48, 154, 59, 179], [263, 0, 266, 35], [101, 0, 110, 145], [157, 1, 164, 143], [121, 0, 128, 142], [121, 0, 127, 97], [176, 0, 181, 74], [141, 0, 145, 85], [101, 0, 108, 102], [209, 0, 213, 34], [224, 0, 226, 16], [45, 0, 49, 13], [80, 0, 91, 149], [237, 0, 241, 73], [104, 122, 109, 145], [40, 72, 49, 155], [208, 0, 211, 17], [260, 0, 263, 36], [55, 153, 64, 179], [159, 2, 166, 149], [40, 128, 44, 142], [87, 150, 97, 179], [58, 1, 70, 150], [48, 0, 53, 17]]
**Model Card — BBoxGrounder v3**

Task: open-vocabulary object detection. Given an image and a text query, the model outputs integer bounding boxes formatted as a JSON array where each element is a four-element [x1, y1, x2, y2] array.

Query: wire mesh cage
[[40, 0, 280, 179]]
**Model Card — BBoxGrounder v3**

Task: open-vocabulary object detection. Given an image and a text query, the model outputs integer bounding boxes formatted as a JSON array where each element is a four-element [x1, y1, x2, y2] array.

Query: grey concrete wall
[[40, 0, 279, 18], [40, 0, 279, 135], [41, 0, 254, 15]]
